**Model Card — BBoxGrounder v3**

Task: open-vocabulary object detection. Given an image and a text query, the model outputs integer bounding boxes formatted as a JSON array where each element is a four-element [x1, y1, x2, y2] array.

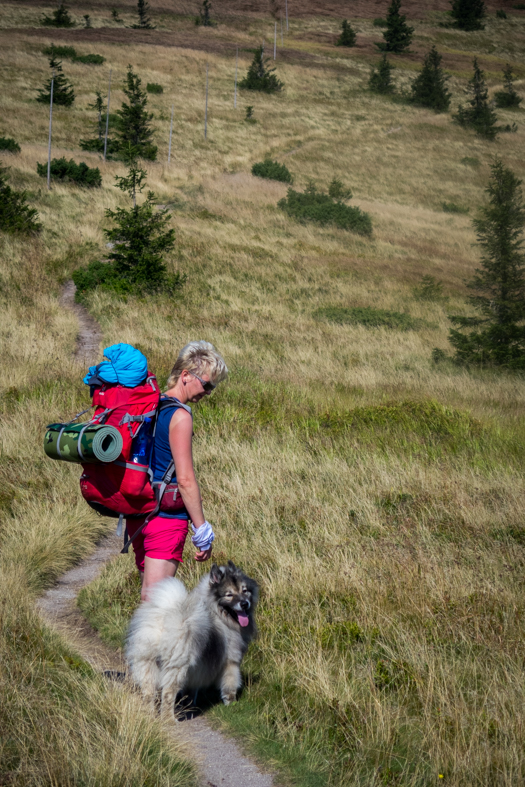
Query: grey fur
[[125, 561, 259, 719]]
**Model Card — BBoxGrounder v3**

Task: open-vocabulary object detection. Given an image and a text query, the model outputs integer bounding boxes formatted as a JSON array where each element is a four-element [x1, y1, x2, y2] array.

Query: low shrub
[[42, 44, 77, 59], [512, 3, 525, 8], [41, 2, 75, 27], [75, 53, 105, 65], [442, 201, 469, 214], [36, 157, 101, 187], [0, 137, 20, 154], [496, 9, 507, 18], [146, 83, 163, 94], [41, 46, 105, 64], [373, 17, 387, 26], [79, 138, 120, 155], [251, 158, 293, 183], [72, 260, 186, 301], [314, 306, 418, 330], [278, 183, 372, 236]]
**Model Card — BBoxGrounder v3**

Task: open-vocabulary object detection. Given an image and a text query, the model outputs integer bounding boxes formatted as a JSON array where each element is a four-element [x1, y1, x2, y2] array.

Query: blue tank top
[[150, 398, 192, 519]]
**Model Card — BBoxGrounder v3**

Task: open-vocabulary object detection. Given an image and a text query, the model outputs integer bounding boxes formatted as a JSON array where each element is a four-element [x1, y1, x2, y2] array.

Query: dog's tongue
[[237, 614, 250, 627]]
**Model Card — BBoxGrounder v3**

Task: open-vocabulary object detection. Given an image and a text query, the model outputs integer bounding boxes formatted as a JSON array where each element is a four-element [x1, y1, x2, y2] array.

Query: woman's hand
[[194, 546, 213, 562]]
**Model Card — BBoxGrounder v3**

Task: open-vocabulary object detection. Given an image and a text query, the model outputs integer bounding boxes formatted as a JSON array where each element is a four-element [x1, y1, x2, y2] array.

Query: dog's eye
[[224, 592, 233, 598]]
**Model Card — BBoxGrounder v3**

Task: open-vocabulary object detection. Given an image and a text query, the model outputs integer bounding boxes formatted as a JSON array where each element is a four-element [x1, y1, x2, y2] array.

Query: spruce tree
[[495, 64, 522, 109], [377, 0, 414, 53], [448, 160, 525, 369], [455, 58, 498, 139], [410, 46, 451, 112], [0, 166, 41, 234], [131, 0, 155, 29], [336, 20, 357, 47], [41, 3, 75, 28], [196, 0, 214, 27], [450, 0, 485, 31], [80, 91, 119, 154], [369, 54, 395, 94], [116, 66, 157, 160], [239, 45, 283, 93], [36, 55, 75, 107]]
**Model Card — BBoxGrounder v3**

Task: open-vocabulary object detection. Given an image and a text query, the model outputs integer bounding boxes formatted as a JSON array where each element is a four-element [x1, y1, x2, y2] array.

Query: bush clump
[[42, 45, 104, 64], [373, 17, 387, 26], [36, 157, 102, 187], [146, 83, 163, 94], [0, 137, 20, 154], [413, 275, 448, 302], [251, 158, 293, 183], [279, 181, 372, 236], [314, 305, 418, 330], [442, 201, 469, 214], [0, 166, 41, 234]]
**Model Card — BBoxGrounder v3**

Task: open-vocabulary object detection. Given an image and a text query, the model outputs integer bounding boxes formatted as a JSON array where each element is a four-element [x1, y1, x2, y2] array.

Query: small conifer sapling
[[410, 46, 451, 112], [116, 65, 157, 160], [83, 14, 91, 28], [239, 45, 283, 93], [131, 0, 155, 29], [455, 58, 498, 139], [196, 0, 214, 26], [369, 54, 395, 94], [0, 166, 41, 234], [377, 0, 414, 53], [336, 20, 357, 47], [495, 64, 522, 109], [448, 159, 525, 368], [41, 2, 75, 28], [450, 0, 485, 31], [36, 55, 75, 107]]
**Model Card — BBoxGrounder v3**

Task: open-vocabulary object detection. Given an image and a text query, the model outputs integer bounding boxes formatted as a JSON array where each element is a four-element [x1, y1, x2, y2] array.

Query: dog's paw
[[221, 693, 237, 706]]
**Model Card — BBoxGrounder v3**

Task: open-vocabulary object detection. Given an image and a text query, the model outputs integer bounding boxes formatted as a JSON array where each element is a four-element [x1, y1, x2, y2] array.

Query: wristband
[[191, 520, 215, 551]]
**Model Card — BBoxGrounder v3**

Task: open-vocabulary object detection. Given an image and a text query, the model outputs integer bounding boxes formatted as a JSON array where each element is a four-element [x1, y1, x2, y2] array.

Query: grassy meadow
[[1, 1, 525, 784]]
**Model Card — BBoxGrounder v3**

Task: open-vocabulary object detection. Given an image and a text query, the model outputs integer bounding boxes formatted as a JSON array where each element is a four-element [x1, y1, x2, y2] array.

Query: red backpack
[[79, 374, 189, 553]]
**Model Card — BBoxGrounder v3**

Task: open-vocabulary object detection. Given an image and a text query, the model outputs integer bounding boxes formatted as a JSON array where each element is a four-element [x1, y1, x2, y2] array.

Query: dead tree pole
[[285, 0, 289, 31], [204, 63, 209, 139], [168, 103, 174, 163], [103, 69, 112, 161], [234, 46, 238, 108], [47, 73, 54, 191], [274, 21, 277, 59]]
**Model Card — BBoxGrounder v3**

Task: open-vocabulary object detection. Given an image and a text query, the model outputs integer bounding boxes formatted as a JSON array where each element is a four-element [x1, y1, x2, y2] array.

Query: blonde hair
[[167, 341, 228, 389]]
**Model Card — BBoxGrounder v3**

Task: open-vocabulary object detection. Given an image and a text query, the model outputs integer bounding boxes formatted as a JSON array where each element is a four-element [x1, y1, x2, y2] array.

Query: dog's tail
[[148, 576, 188, 610]]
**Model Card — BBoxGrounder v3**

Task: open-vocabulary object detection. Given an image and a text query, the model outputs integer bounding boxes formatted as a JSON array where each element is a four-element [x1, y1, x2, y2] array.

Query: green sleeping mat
[[44, 422, 123, 464]]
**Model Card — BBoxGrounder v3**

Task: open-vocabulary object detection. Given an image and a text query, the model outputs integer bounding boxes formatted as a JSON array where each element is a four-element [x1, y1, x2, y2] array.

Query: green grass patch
[[146, 82, 163, 93], [442, 201, 470, 214], [314, 305, 420, 330], [278, 185, 372, 236]]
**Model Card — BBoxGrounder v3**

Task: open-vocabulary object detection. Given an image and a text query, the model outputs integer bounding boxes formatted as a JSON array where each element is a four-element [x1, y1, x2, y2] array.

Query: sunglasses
[[188, 370, 216, 392]]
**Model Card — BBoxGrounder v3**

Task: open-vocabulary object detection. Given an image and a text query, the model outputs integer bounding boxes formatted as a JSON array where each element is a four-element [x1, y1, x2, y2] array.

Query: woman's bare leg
[[141, 556, 178, 601]]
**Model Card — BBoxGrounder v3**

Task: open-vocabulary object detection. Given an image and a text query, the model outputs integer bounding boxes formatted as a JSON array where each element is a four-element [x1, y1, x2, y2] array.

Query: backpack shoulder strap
[[158, 396, 192, 417]]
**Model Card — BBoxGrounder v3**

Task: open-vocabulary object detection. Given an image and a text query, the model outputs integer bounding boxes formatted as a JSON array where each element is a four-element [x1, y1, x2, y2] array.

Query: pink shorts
[[126, 515, 189, 572]]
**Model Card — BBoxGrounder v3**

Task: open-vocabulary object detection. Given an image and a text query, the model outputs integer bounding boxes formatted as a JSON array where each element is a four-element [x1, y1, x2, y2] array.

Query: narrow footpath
[[37, 282, 275, 787]]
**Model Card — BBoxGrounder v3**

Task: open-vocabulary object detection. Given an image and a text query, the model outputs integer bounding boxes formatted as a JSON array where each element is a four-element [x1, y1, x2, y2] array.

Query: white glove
[[191, 520, 215, 551]]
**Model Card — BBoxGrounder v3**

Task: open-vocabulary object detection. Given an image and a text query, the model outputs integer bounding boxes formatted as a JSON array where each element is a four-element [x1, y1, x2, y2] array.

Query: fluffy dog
[[125, 561, 258, 718]]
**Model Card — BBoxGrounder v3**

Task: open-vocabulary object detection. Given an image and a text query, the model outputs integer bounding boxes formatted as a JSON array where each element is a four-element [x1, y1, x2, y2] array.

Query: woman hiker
[[126, 341, 228, 600]]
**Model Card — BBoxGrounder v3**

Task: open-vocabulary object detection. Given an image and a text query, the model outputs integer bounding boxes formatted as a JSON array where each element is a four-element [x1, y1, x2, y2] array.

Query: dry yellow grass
[[2, 3, 525, 785]]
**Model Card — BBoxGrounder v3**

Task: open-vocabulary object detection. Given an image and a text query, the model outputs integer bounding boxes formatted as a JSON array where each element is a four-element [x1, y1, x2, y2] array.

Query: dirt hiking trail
[[37, 282, 275, 787]]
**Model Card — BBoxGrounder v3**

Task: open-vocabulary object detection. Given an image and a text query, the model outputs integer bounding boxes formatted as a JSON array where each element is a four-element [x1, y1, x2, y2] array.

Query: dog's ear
[[227, 560, 237, 572], [210, 564, 224, 584]]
